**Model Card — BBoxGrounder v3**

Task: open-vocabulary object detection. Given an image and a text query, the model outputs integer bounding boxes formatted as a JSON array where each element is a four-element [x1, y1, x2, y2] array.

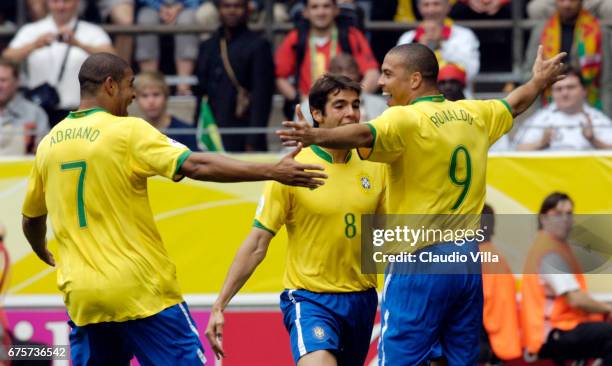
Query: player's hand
[[273, 143, 327, 188], [277, 105, 318, 147], [205, 306, 225, 360], [532, 45, 567, 89]]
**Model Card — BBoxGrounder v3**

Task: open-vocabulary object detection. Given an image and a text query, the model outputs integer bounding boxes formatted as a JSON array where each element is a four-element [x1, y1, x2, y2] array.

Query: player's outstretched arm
[[178, 144, 327, 188], [505, 45, 566, 117], [22, 215, 55, 267], [276, 105, 374, 149], [206, 228, 274, 359]]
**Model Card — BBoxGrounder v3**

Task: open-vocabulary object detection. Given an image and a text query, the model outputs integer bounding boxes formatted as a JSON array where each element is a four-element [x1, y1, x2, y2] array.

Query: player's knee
[[297, 350, 336, 366]]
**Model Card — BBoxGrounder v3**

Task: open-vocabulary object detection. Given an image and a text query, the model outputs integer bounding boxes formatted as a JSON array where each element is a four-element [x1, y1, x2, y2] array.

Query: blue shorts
[[69, 302, 206, 366], [379, 242, 483, 366], [280, 288, 378, 365]]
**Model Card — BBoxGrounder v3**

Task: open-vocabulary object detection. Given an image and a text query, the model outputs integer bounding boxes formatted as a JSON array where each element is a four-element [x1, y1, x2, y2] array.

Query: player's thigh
[[439, 274, 483, 366], [280, 290, 342, 365], [123, 302, 206, 366], [339, 289, 377, 365], [379, 273, 446, 366], [68, 320, 132, 366]]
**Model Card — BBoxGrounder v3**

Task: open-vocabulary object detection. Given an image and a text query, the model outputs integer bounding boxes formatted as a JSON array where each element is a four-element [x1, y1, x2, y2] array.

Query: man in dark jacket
[[194, 0, 274, 152]]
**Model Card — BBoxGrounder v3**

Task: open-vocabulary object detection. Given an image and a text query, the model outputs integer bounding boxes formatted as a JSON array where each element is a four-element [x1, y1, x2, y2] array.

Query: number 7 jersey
[[359, 95, 513, 215], [22, 108, 191, 326]]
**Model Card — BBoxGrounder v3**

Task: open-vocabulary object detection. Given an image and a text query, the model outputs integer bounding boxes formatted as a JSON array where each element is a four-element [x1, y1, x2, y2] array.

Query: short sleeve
[[22, 158, 48, 218], [8, 25, 34, 49], [539, 253, 581, 296], [358, 107, 415, 163], [128, 118, 191, 181], [254, 181, 291, 235], [481, 99, 514, 146]]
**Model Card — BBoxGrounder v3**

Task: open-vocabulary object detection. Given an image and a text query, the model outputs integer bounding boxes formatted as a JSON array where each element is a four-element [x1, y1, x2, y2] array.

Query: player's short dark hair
[[308, 73, 361, 127], [538, 192, 573, 229], [388, 43, 439, 85], [78, 53, 130, 97], [0, 58, 19, 79], [306, 0, 337, 6]]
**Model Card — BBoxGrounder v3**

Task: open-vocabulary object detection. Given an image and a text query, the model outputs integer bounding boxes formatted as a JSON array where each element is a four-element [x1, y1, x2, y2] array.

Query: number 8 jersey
[[22, 108, 191, 326], [359, 95, 513, 216], [255, 145, 386, 293]]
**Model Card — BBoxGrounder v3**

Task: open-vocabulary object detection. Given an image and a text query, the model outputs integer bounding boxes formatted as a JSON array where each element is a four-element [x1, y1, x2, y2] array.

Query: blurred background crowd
[[0, 0, 611, 155]]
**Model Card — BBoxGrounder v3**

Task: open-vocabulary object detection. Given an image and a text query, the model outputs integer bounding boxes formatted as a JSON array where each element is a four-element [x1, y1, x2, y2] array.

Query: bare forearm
[[516, 141, 547, 151], [505, 79, 546, 118], [181, 153, 275, 182], [314, 123, 374, 149], [568, 291, 612, 314], [22, 215, 47, 257], [3, 45, 36, 63], [590, 137, 612, 150], [362, 70, 380, 93], [214, 231, 271, 310], [276, 78, 298, 100]]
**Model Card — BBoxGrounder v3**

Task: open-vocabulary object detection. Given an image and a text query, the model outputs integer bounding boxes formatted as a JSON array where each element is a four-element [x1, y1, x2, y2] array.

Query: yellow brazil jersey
[[22, 108, 191, 326], [255, 145, 386, 293], [360, 95, 512, 216]]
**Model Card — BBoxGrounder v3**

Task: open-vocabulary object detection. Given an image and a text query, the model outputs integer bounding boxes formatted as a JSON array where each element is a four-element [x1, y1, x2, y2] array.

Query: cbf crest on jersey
[[359, 174, 372, 192]]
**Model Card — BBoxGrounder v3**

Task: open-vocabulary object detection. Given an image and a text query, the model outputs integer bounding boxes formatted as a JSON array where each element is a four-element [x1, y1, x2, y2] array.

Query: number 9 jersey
[[359, 95, 513, 216], [254, 145, 386, 293], [22, 108, 191, 327]]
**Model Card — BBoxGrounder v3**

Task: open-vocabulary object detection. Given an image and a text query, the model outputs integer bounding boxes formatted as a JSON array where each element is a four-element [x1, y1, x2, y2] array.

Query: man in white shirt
[[396, 0, 480, 90], [515, 68, 612, 150], [3, 0, 115, 126]]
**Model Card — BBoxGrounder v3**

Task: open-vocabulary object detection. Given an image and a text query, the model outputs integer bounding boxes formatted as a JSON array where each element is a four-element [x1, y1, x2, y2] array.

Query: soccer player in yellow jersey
[[206, 75, 386, 365], [278, 44, 567, 365], [21, 53, 327, 366]]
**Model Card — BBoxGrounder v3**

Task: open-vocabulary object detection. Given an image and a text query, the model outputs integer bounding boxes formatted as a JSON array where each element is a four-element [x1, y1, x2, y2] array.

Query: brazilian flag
[[197, 97, 225, 152]]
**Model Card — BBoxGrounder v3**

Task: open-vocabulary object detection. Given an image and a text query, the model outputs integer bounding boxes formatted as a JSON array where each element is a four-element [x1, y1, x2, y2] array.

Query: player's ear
[[102, 76, 116, 96], [411, 72, 423, 90], [311, 108, 323, 127]]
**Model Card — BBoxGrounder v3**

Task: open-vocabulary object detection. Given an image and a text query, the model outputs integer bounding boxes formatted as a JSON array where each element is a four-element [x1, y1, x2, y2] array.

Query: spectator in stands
[[196, 0, 289, 30], [437, 62, 467, 101], [515, 68, 612, 150], [275, 0, 379, 118], [524, 0, 602, 109], [135, 70, 200, 151], [451, 0, 510, 18], [136, 0, 200, 96], [27, 0, 48, 21], [0, 58, 48, 156], [195, 0, 274, 152], [3, 0, 115, 127], [99, 1, 134, 63], [522, 192, 612, 364], [479, 204, 522, 364], [300, 54, 387, 124], [527, 0, 612, 20], [397, 0, 480, 93]]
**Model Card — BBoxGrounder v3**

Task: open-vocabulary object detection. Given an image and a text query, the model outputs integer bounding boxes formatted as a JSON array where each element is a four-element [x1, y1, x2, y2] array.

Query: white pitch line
[[7, 266, 55, 295], [154, 198, 256, 221], [0, 179, 27, 199]]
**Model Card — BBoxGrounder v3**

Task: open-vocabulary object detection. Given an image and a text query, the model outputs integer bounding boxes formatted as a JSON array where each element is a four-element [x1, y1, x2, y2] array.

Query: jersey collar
[[311, 145, 352, 164], [67, 108, 108, 119], [410, 94, 446, 105]]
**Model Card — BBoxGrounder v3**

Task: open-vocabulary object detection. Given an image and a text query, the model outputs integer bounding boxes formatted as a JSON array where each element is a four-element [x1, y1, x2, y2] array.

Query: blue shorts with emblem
[[280, 288, 378, 365], [69, 302, 206, 366], [378, 241, 483, 366]]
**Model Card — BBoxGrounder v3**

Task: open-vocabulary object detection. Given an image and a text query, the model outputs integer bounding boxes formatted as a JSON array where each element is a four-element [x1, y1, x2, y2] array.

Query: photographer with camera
[[3, 0, 115, 127]]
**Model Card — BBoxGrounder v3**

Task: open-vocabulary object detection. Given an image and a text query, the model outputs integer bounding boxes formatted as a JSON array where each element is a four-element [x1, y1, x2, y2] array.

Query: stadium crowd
[[0, 0, 611, 154]]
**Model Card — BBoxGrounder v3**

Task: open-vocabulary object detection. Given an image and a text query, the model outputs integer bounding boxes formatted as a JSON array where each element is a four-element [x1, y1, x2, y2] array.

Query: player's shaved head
[[78, 53, 130, 97], [388, 44, 439, 85]]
